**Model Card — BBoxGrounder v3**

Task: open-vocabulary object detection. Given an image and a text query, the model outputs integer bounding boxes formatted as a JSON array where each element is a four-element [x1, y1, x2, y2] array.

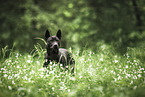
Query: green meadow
[[1, 0, 145, 97], [0, 44, 145, 97]]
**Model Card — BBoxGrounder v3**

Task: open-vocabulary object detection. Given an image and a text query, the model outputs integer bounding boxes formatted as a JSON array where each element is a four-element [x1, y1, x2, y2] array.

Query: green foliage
[[0, 44, 145, 97], [0, 0, 145, 53], [1, 45, 8, 59]]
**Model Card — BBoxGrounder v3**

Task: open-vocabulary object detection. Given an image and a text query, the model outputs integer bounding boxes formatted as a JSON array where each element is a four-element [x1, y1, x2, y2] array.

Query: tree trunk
[[132, 0, 143, 33]]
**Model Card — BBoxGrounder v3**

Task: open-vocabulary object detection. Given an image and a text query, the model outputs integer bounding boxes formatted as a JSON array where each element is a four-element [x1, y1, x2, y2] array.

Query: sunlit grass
[[0, 44, 145, 97]]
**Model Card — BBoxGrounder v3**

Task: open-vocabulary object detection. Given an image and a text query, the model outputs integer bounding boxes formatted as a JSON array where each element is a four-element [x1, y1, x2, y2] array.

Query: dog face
[[45, 29, 61, 54]]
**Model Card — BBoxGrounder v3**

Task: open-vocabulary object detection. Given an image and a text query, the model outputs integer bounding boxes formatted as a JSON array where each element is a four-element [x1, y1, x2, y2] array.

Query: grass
[[0, 44, 145, 97]]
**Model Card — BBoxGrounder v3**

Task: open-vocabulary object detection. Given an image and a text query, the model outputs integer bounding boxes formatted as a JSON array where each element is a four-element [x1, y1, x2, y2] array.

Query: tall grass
[[0, 44, 145, 97]]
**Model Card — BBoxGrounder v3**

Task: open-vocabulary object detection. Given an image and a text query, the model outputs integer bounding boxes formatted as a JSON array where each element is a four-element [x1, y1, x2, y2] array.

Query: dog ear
[[56, 29, 61, 39], [45, 29, 50, 41]]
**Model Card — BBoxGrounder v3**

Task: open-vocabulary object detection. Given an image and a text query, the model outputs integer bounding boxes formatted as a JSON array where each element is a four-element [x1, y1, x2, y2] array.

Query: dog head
[[45, 29, 61, 54]]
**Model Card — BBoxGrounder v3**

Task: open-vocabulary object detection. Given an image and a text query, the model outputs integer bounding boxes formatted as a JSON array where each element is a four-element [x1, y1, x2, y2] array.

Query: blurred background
[[0, 0, 145, 53]]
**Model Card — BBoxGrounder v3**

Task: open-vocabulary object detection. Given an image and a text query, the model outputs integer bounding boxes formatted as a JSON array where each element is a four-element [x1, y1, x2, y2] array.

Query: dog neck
[[47, 51, 60, 61]]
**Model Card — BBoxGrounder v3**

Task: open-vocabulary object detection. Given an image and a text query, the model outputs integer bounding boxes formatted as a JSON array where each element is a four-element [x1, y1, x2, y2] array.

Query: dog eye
[[48, 42, 52, 46], [56, 39, 59, 41], [49, 44, 52, 46]]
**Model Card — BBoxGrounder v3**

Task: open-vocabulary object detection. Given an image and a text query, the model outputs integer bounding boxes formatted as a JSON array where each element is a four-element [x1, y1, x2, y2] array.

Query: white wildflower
[[76, 50, 79, 56], [60, 64, 63, 67], [15, 53, 19, 59], [130, 80, 133, 84], [79, 76, 83, 79], [134, 60, 136, 62], [36, 61, 40, 65], [50, 61, 53, 64], [8, 76, 12, 79], [70, 77, 75, 81], [133, 86, 137, 90], [18, 87, 25, 91], [52, 87, 54, 91], [27, 60, 31, 63], [12, 80, 15, 85], [30, 70, 35, 75], [66, 66, 68, 68], [9, 60, 12, 62], [126, 74, 131, 77], [115, 60, 118, 63], [49, 71, 54, 74], [100, 58, 103, 61], [28, 78, 31, 82], [133, 76, 137, 79], [117, 76, 121, 80], [38, 68, 45, 71], [17, 65, 20, 68], [137, 74, 142, 77], [114, 78, 117, 82], [49, 83, 53, 85], [125, 65, 128, 68], [4, 74, 8, 77], [40, 74, 44, 78], [89, 51, 92, 57], [68, 89, 70, 92], [8, 86, 12, 90], [28, 55, 31, 58]]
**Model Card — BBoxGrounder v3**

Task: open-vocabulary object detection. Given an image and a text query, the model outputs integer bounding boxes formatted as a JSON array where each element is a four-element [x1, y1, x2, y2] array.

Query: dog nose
[[54, 44, 58, 48], [53, 42, 58, 48]]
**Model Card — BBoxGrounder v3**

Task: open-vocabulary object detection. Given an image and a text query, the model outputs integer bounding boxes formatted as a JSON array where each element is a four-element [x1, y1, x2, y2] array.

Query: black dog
[[43, 29, 75, 71]]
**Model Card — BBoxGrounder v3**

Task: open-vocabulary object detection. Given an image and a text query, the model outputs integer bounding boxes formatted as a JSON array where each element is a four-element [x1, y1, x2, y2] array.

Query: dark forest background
[[0, 0, 145, 54]]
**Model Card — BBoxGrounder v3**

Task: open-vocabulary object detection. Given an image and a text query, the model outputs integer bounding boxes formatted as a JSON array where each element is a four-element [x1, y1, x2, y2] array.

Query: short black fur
[[43, 29, 75, 72]]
